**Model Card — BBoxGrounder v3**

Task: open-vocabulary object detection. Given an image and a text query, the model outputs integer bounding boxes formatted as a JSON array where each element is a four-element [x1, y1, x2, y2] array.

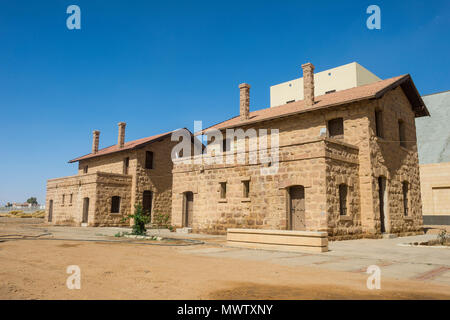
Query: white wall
[[270, 62, 381, 108]]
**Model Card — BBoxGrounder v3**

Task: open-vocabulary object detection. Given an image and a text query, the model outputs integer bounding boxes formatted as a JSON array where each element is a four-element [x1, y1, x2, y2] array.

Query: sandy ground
[[1, 218, 449, 300]]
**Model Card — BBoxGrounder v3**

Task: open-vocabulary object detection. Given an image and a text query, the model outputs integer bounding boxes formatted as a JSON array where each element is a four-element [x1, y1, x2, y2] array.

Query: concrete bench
[[227, 228, 328, 253]]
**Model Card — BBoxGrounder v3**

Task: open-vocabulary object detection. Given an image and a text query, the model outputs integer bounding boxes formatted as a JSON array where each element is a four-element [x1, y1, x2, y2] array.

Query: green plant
[[122, 203, 150, 235], [437, 230, 448, 245]]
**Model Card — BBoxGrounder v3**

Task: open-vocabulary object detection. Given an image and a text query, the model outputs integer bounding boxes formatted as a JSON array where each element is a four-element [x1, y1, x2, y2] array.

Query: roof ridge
[[68, 128, 184, 163]]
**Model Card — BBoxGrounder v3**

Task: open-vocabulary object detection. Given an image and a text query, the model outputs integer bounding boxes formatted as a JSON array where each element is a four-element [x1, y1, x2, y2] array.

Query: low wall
[[227, 228, 328, 253]]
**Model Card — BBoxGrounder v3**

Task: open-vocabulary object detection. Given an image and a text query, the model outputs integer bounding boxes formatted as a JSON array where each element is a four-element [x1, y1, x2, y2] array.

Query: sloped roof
[[200, 74, 429, 134], [69, 130, 176, 163]]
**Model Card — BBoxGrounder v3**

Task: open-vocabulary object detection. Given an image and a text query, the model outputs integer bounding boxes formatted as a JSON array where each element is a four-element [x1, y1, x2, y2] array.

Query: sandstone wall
[[368, 87, 423, 235], [172, 87, 424, 237], [45, 172, 131, 226], [133, 139, 178, 222], [420, 162, 450, 217]]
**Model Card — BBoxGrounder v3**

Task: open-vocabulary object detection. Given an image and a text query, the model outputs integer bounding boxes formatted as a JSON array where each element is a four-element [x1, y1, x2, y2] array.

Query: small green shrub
[[122, 203, 150, 235]]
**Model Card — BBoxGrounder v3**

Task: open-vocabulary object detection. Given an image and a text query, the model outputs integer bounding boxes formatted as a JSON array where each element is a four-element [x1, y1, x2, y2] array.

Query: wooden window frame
[[145, 151, 154, 169], [339, 184, 348, 216], [220, 182, 227, 199], [123, 157, 130, 174], [328, 118, 344, 139], [243, 180, 250, 198], [111, 196, 121, 214]]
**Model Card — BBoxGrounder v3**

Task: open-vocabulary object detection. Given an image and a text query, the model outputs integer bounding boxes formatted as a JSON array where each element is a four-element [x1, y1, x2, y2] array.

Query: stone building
[[171, 63, 429, 239], [45, 123, 183, 226]]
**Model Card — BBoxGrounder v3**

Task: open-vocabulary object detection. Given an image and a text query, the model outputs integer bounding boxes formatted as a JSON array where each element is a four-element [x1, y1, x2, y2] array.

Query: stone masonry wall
[[133, 139, 178, 222], [368, 87, 423, 235], [46, 136, 175, 226], [172, 101, 365, 235], [45, 172, 131, 226], [172, 87, 424, 237]]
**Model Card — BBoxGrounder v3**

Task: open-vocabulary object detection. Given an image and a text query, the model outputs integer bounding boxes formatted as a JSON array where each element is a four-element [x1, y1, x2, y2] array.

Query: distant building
[[416, 90, 450, 225], [270, 62, 381, 108], [12, 202, 32, 209]]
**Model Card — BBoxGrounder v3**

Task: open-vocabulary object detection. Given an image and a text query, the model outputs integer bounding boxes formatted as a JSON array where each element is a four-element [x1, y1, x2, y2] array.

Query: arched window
[[111, 196, 121, 213], [339, 184, 348, 216]]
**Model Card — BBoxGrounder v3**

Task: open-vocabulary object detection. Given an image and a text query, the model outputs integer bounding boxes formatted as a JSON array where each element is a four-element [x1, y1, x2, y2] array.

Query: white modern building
[[270, 62, 381, 108]]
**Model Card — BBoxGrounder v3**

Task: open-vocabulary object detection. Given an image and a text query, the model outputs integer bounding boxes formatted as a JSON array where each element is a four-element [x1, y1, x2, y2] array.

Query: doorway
[[143, 190, 153, 218], [48, 200, 53, 222], [183, 192, 194, 228], [82, 197, 89, 224], [378, 177, 387, 233], [288, 186, 306, 231]]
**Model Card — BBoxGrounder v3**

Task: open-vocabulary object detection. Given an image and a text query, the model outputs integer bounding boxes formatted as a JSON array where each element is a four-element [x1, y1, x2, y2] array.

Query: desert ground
[[0, 217, 449, 300]]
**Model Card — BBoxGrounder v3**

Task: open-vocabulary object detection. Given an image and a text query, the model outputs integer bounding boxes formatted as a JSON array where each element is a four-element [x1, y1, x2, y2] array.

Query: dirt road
[[0, 218, 449, 299]]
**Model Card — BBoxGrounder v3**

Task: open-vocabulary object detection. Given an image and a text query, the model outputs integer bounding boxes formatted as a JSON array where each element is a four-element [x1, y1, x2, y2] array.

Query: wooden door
[[378, 177, 386, 233], [289, 186, 306, 230], [143, 191, 153, 218], [48, 200, 53, 222], [184, 192, 194, 227], [82, 197, 89, 223]]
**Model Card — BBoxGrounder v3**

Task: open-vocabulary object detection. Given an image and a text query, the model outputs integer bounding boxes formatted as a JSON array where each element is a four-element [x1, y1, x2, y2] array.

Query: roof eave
[[374, 74, 430, 117], [68, 131, 175, 163]]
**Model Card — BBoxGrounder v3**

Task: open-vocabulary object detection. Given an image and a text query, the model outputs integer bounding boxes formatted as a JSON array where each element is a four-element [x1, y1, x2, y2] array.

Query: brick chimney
[[118, 122, 126, 148], [301, 62, 315, 107], [239, 83, 250, 121], [92, 130, 100, 154]]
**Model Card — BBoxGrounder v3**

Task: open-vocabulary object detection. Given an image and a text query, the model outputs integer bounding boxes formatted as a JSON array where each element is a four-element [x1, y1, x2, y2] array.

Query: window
[[111, 196, 121, 213], [402, 182, 409, 216], [145, 151, 153, 169], [143, 191, 153, 215], [83, 166, 88, 174], [62, 194, 65, 205], [398, 120, 406, 148], [328, 118, 344, 139], [375, 110, 383, 138], [243, 180, 250, 198], [220, 182, 227, 199], [69, 194, 73, 205], [123, 157, 129, 174], [222, 138, 229, 152], [339, 184, 348, 216]]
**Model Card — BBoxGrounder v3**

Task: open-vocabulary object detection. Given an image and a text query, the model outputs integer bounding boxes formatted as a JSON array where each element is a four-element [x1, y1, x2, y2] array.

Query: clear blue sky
[[0, 0, 449, 205]]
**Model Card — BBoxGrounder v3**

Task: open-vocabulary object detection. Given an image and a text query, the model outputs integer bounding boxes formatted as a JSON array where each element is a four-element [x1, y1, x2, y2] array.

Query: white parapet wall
[[227, 228, 328, 253]]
